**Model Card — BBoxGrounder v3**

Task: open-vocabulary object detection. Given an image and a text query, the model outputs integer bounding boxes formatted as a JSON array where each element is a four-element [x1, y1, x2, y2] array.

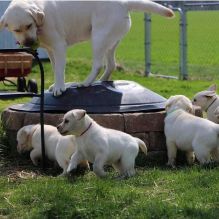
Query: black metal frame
[[0, 48, 46, 169]]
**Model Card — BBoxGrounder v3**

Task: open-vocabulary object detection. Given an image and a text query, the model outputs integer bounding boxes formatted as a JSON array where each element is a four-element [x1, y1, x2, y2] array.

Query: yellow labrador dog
[[193, 84, 219, 123], [17, 124, 89, 176], [165, 95, 219, 167], [57, 109, 147, 178], [0, 0, 174, 96]]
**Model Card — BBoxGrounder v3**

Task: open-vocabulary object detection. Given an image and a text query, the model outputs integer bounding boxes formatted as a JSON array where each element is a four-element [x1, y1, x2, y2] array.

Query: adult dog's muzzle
[[23, 38, 36, 47]]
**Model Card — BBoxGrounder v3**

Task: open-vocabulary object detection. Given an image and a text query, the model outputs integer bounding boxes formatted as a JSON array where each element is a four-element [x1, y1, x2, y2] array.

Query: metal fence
[[145, 1, 219, 80]]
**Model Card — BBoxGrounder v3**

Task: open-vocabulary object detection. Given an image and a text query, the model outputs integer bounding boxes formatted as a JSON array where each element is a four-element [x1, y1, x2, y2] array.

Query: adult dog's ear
[[0, 17, 3, 30], [0, 16, 7, 30], [207, 84, 217, 92], [72, 109, 86, 120], [28, 7, 45, 27]]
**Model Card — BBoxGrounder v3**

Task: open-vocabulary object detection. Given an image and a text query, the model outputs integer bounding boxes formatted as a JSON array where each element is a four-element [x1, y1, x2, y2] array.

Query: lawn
[[0, 12, 219, 219]]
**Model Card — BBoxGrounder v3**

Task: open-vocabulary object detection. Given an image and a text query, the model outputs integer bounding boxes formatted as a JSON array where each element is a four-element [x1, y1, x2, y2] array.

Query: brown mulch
[[0, 155, 60, 181]]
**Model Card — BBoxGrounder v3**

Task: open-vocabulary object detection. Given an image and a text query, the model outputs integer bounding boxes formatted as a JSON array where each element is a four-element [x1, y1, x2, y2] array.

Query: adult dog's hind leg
[[81, 14, 130, 87], [99, 41, 120, 81], [80, 33, 108, 87]]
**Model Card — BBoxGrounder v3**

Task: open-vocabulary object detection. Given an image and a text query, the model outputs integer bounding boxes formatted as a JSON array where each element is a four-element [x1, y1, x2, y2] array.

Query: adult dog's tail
[[126, 0, 174, 18], [135, 138, 147, 155]]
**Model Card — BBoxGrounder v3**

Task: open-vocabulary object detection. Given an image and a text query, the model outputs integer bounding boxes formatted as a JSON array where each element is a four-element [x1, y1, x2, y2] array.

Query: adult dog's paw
[[49, 84, 66, 96], [54, 87, 66, 96], [78, 81, 91, 88], [48, 84, 55, 92]]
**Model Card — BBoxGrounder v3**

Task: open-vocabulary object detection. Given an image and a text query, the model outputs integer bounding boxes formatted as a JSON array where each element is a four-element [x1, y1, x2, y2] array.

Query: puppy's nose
[[23, 38, 35, 47]]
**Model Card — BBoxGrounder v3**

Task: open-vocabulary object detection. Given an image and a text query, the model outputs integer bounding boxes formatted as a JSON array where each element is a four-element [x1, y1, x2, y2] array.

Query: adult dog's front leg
[[49, 43, 67, 96]]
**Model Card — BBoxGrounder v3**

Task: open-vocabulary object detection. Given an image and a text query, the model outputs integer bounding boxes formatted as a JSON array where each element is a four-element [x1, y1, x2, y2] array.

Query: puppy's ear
[[186, 105, 194, 114], [19, 128, 30, 143], [207, 84, 217, 92], [165, 102, 171, 111], [28, 7, 45, 27], [165, 97, 173, 111], [204, 91, 216, 98], [72, 109, 86, 120]]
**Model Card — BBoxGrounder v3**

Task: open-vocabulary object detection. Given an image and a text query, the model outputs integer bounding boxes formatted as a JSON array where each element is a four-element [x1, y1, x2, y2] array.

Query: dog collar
[[205, 96, 217, 112], [79, 122, 92, 137], [166, 109, 180, 116], [37, 27, 43, 35]]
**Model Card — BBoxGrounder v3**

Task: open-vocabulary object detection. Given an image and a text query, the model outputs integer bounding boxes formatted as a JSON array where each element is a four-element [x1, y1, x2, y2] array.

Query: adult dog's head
[[165, 95, 193, 114], [57, 109, 87, 136], [0, 0, 44, 47]]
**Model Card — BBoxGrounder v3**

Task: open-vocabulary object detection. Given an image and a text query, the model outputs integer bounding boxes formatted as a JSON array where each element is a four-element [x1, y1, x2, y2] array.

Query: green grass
[[0, 12, 219, 219], [0, 167, 218, 219]]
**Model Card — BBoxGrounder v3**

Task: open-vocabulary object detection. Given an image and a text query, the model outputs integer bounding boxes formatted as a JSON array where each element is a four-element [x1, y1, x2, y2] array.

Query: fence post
[[144, 13, 151, 77], [179, 4, 188, 80]]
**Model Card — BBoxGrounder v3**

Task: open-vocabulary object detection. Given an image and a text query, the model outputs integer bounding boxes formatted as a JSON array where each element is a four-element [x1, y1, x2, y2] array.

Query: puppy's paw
[[32, 159, 39, 166], [58, 172, 67, 177], [113, 174, 128, 180], [67, 164, 77, 174], [166, 162, 176, 169], [67, 166, 72, 174]]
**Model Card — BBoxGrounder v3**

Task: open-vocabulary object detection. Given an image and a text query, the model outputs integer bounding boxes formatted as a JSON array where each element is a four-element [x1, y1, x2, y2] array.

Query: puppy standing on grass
[[17, 124, 89, 176], [164, 95, 219, 167], [193, 84, 219, 123], [57, 109, 147, 178]]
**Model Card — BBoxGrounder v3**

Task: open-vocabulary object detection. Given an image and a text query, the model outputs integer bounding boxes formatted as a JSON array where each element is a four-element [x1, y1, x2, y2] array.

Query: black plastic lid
[[10, 80, 166, 113]]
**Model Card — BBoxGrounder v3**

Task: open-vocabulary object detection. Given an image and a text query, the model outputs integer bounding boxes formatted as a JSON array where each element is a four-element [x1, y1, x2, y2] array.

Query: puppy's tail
[[126, 0, 174, 18], [135, 138, 147, 155]]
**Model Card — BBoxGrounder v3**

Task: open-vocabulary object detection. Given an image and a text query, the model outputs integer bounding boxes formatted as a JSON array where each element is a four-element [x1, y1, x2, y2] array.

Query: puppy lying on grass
[[193, 84, 219, 123], [165, 95, 219, 167], [17, 124, 89, 176], [57, 109, 147, 179]]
